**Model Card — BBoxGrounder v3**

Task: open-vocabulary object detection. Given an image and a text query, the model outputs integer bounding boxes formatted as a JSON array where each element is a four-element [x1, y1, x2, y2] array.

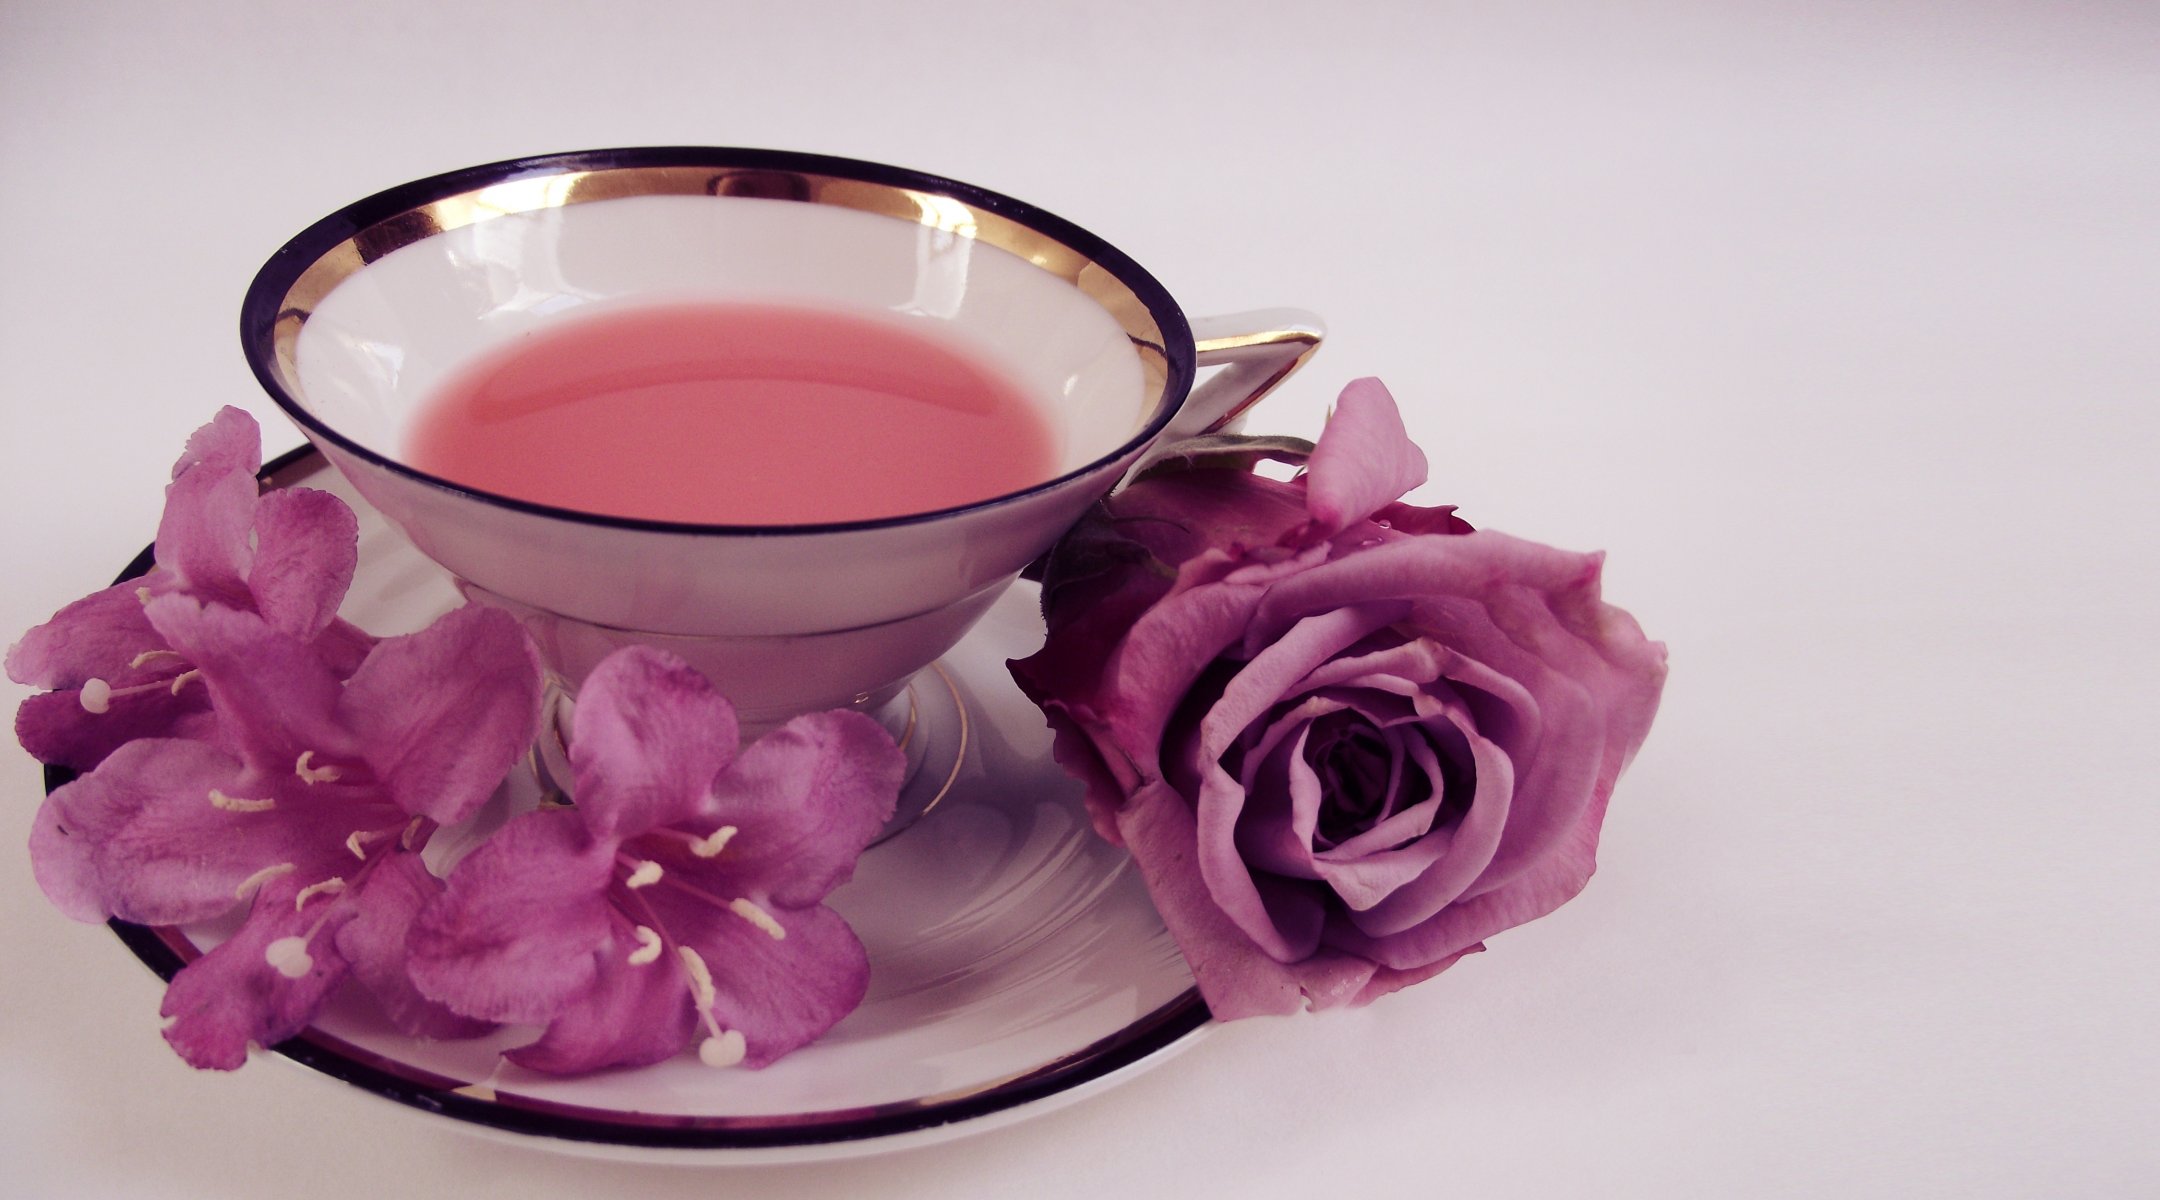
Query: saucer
[[85, 446, 1208, 1163]]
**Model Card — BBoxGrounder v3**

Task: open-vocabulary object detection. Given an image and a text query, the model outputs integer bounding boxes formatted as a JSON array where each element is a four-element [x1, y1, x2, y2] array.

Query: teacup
[[241, 148, 1320, 738]]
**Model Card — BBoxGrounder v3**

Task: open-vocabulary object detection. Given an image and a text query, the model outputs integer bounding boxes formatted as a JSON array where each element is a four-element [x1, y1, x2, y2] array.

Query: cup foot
[[523, 664, 969, 845], [869, 664, 969, 845]]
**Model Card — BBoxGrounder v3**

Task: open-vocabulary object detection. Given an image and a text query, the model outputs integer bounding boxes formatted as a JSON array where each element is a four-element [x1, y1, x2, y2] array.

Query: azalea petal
[[407, 808, 616, 1025], [340, 604, 543, 826], [14, 684, 217, 773], [568, 646, 739, 840], [159, 879, 354, 1071], [644, 884, 871, 1069], [695, 710, 901, 907], [331, 852, 495, 1041], [1298, 378, 1428, 541], [505, 911, 698, 1075], [154, 409, 262, 607], [5, 583, 163, 689], [30, 737, 352, 925], [247, 487, 360, 641], [145, 596, 349, 772]]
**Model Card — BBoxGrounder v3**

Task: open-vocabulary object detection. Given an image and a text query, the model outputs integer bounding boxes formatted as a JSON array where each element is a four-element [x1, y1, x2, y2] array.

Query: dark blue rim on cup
[[239, 147, 1197, 537]]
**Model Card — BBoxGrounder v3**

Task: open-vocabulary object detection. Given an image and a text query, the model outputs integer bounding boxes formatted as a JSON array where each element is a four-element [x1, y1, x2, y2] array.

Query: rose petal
[[1116, 779, 1372, 1018], [341, 604, 543, 826], [568, 646, 740, 839], [1190, 606, 1403, 953], [1297, 378, 1428, 541], [407, 808, 617, 1025], [159, 879, 354, 1071], [247, 487, 360, 641], [693, 710, 901, 907]]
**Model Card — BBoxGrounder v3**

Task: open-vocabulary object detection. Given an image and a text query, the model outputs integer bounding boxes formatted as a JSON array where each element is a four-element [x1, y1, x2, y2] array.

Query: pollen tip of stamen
[[208, 788, 277, 814], [264, 936, 314, 979], [78, 679, 112, 714], [293, 877, 346, 911], [168, 669, 200, 695], [729, 897, 787, 940], [627, 925, 664, 965], [692, 825, 739, 858], [400, 817, 424, 850], [625, 860, 664, 888], [345, 830, 370, 860], [294, 750, 342, 784], [698, 1030, 747, 1069]]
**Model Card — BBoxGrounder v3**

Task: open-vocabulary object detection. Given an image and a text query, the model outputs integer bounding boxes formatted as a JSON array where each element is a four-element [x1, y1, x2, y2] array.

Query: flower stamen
[[128, 649, 185, 669], [234, 861, 296, 900], [293, 877, 346, 910], [676, 946, 745, 1069], [728, 897, 787, 940], [294, 750, 341, 784], [690, 825, 738, 858], [624, 860, 663, 889], [264, 936, 314, 979], [78, 679, 113, 714], [210, 788, 276, 813], [168, 669, 201, 694], [627, 925, 664, 965]]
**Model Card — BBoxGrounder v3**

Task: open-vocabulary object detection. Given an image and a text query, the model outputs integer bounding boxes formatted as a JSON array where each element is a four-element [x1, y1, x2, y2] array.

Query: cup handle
[[1146, 308, 1325, 461]]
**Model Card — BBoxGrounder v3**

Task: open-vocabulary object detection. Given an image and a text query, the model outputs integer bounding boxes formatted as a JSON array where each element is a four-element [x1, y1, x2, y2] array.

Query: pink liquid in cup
[[405, 301, 1059, 525]]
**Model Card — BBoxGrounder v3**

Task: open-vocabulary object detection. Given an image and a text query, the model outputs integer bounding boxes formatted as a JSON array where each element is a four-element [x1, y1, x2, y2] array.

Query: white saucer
[[93, 447, 1207, 1164]]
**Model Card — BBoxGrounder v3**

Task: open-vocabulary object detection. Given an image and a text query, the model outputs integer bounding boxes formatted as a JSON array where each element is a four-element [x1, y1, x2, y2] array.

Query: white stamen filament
[[625, 860, 663, 889], [168, 669, 201, 694], [293, 877, 346, 910], [128, 649, 185, 669], [234, 861, 296, 900], [728, 897, 787, 940], [294, 750, 341, 784], [675, 946, 743, 1068], [699, 1029, 747, 1069], [627, 925, 664, 965], [678, 946, 718, 1010], [78, 679, 113, 714], [264, 936, 314, 979], [209, 788, 276, 813], [690, 825, 738, 858]]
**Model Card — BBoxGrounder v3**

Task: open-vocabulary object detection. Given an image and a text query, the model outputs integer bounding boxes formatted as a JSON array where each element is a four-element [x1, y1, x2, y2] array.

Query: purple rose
[[1010, 379, 1666, 1018]]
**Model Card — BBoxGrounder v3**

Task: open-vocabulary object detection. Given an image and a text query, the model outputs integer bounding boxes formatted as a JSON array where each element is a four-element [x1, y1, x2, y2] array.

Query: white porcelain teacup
[[241, 148, 1320, 736]]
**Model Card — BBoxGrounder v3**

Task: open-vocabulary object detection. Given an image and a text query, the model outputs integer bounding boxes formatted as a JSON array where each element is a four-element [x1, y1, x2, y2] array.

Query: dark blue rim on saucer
[[239, 147, 1197, 538]]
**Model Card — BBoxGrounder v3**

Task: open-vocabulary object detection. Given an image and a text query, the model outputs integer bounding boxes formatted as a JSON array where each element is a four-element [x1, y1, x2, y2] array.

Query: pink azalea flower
[[408, 647, 902, 1076], [8, 407, 372, 771], [1011, 379, 1667, 1018], [29, 596, 545, 1068]]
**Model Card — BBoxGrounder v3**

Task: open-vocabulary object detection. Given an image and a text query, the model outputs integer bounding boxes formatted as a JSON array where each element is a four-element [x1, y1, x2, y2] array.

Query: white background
[[3, 1, 2155, 1195]]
